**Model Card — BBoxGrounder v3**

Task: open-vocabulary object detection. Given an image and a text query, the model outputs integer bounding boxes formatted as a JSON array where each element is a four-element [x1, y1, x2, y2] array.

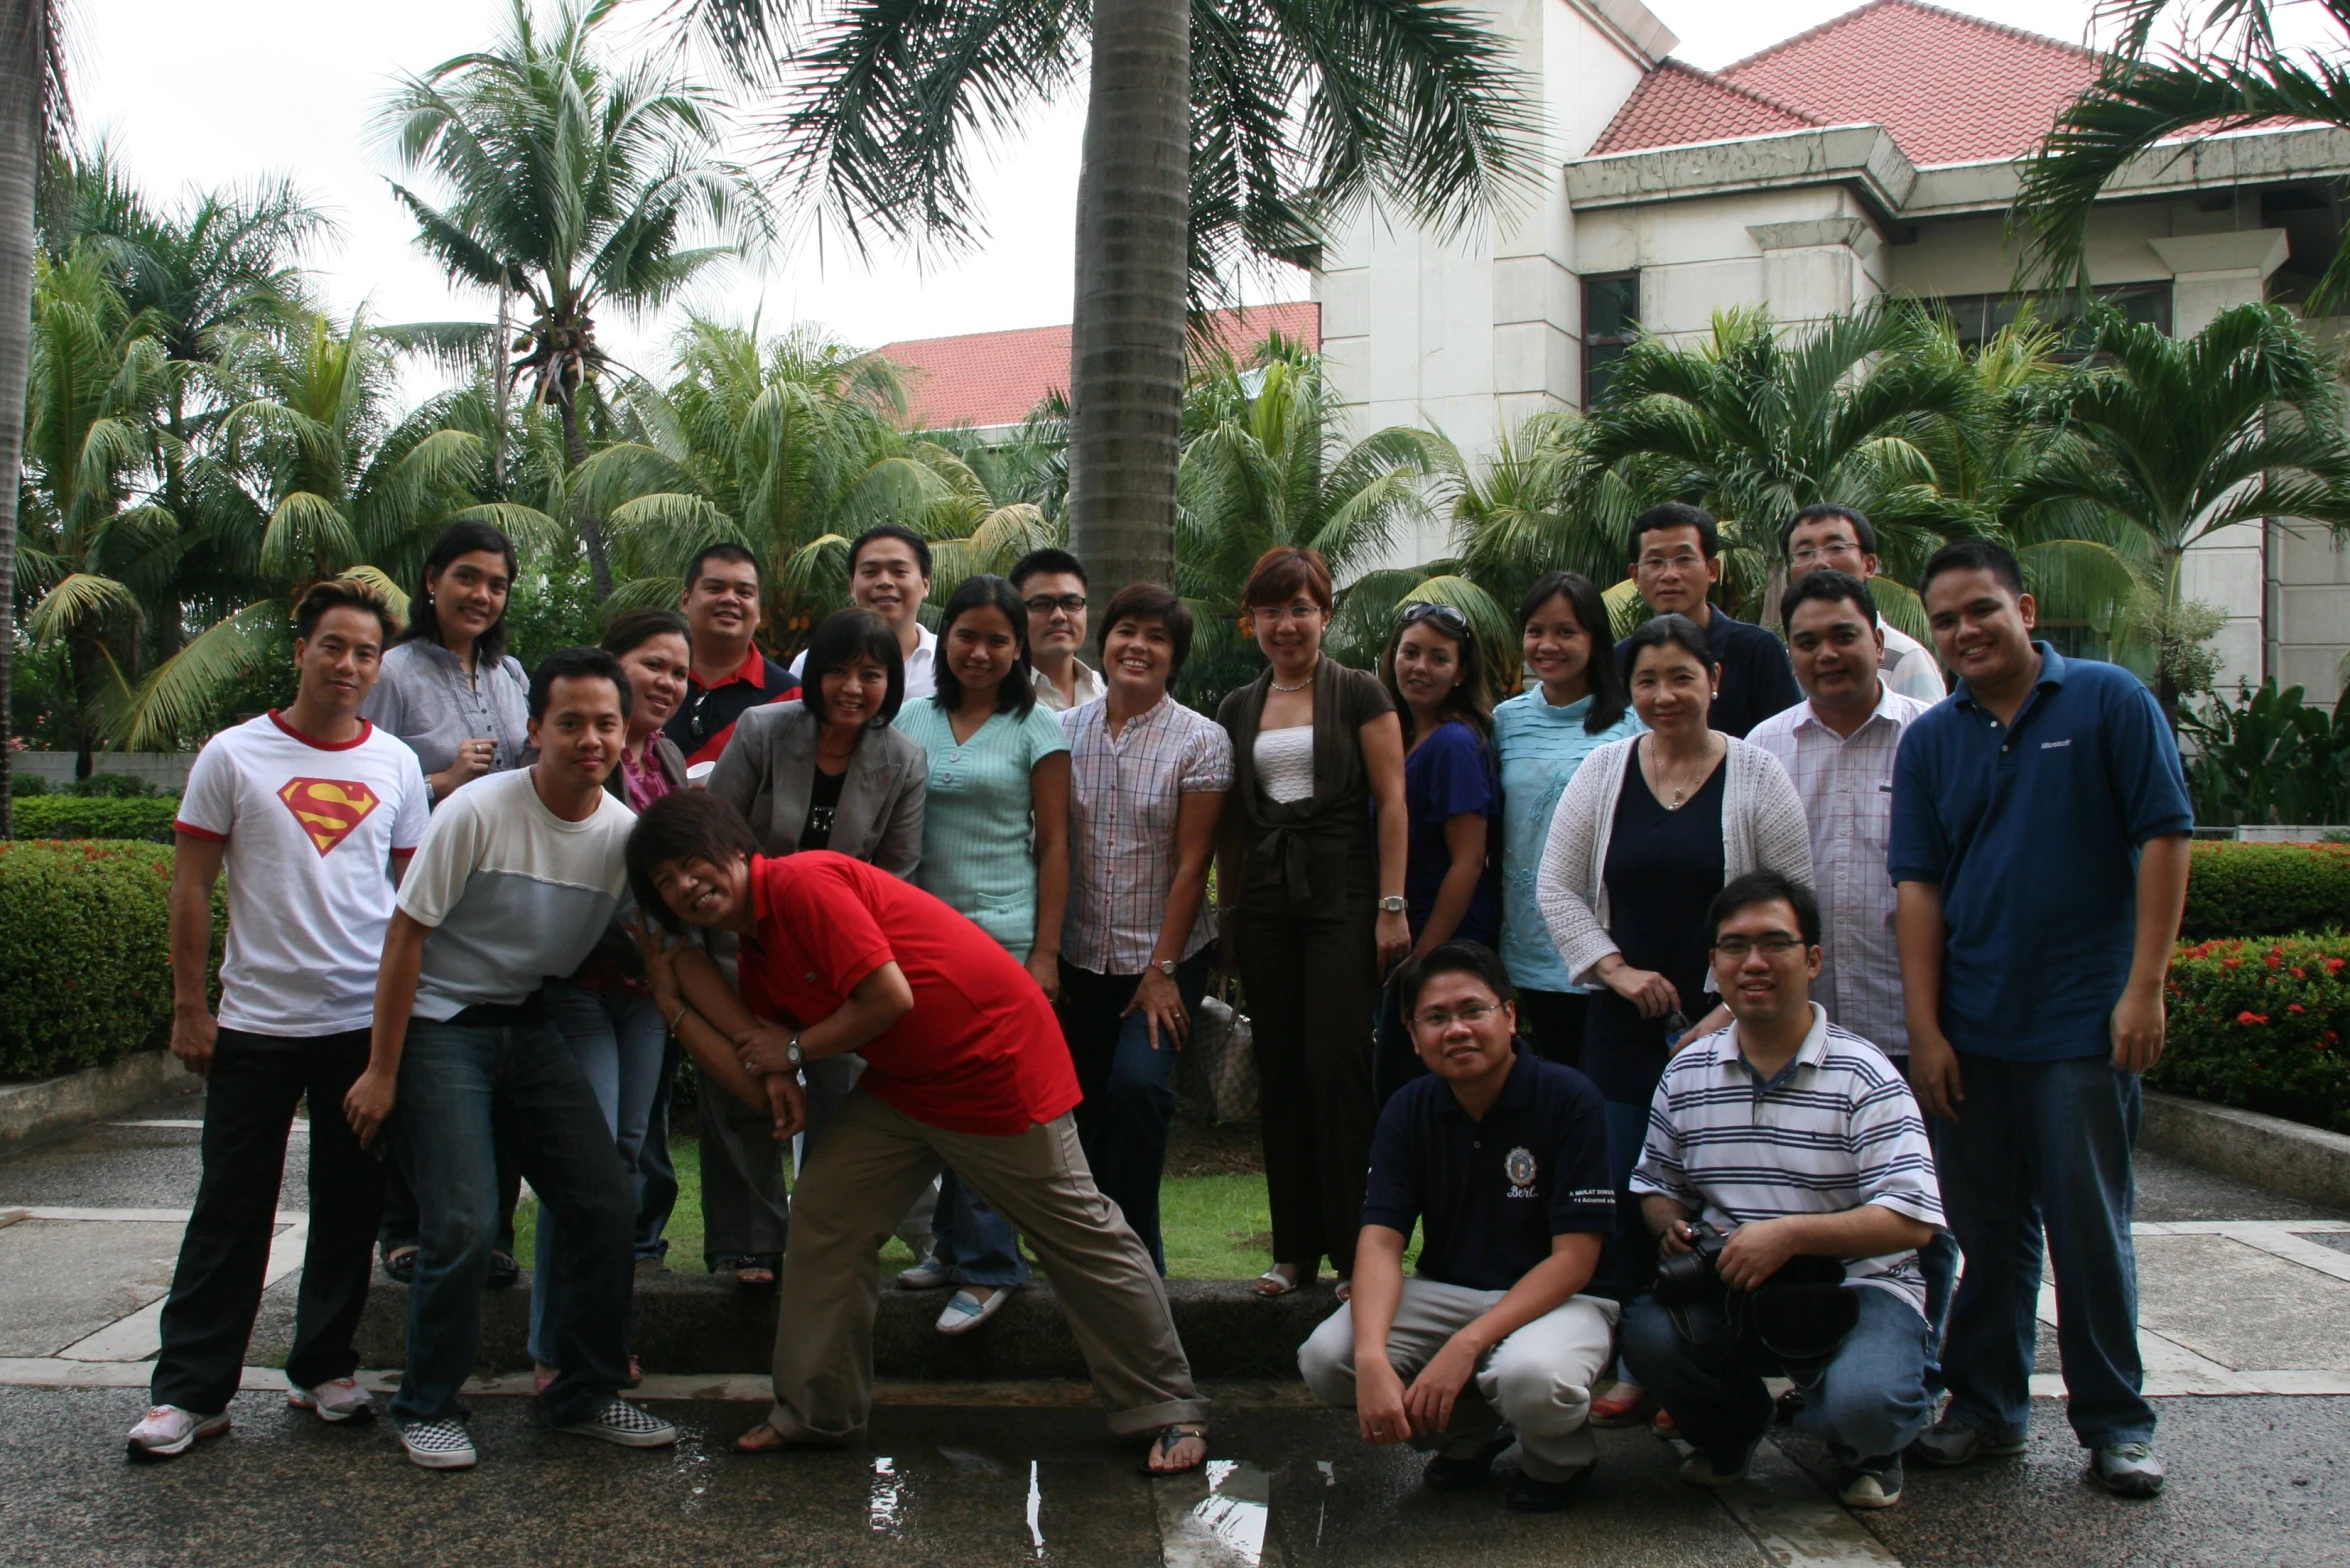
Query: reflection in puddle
[[1027, 1459, 1046, 1554], [1182, 1459, 1272, 1566], [869, 1456, 902, 1533], [1315, 1460, 1335, 1547]]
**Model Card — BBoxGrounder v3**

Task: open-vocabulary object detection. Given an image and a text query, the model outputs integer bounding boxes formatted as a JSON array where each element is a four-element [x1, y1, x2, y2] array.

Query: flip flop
[[1252, 1268, 1301, 1297], [1141, 1423, 1208, 1476]]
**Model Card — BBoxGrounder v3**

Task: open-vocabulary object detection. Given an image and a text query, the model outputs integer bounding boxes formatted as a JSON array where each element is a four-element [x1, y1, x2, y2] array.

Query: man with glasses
[[1298, 941, 1619, 1513], [669, 543, 801, 768], [1614, 502, 1800, 736], [1012, 548, 1105, 712], [1621, 871, 1941, 1511], [1782, 504, 1945, 701], [790, 525, 939, 699]]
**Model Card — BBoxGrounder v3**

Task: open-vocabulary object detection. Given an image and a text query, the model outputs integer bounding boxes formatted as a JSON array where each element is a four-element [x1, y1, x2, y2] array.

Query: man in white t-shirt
[[1782, 504, 1946, 703], [789, 524, 938, 699], [128, 581, 430, 1461]]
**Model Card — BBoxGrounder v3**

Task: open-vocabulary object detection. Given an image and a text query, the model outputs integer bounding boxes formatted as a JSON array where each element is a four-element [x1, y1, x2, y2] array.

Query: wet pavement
[[3, 1091, 2348, 1566]]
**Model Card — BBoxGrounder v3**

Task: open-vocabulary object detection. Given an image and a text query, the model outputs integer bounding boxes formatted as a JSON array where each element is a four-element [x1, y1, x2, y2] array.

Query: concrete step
[[356, 1271, 1333, 1380]]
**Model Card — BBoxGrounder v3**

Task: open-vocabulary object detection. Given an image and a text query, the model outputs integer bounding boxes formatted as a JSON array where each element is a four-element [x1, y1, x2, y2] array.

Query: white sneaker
[[125, 1405, 230, 1461], [287, 1378, 373, 1423], [556, 1397, 678, 1449], [936, 1285, 1015, 1336], [898, 1260, 951, 1290], [398, 1418, 478, 1470]]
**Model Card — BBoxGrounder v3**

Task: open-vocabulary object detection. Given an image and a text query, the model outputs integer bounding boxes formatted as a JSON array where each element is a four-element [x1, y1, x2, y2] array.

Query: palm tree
[[679, 0, 1537, 596], [378, 0, 768, 599], [2009, 303, 2350, 721]]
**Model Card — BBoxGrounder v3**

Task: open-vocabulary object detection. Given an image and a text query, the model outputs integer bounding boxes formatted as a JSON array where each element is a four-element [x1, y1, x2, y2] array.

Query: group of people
[[124, 497, 2194, 1518]]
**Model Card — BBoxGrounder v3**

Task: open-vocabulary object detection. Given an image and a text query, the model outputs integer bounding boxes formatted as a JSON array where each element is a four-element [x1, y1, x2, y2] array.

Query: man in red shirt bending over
[[628, 790, 1209, 1473]]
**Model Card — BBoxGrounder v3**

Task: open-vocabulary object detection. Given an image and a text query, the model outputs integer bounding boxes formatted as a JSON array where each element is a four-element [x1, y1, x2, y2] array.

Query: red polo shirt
[[736, 852, 1081, 1136], [664, 642, 800, 766]]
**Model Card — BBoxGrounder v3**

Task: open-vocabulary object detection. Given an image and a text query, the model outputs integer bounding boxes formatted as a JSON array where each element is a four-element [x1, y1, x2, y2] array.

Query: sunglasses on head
[[1400, 601, 1473, 643]]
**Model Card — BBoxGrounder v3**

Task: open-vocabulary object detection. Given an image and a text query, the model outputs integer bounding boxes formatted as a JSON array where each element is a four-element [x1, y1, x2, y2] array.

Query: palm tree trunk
[[1065, 0, 1190, 592], [491, 283, 510, 493], [558, 394, 614, 600], [0, 0, 50, 836]]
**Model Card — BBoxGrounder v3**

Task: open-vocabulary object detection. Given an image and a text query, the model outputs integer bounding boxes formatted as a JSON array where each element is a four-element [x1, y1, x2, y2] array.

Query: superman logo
[[278, 778, 380, 855]]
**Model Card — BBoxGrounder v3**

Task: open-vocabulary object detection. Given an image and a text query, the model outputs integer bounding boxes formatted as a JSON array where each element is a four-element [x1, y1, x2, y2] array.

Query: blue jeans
[[388, 1012, 634, 1427], [1601, 1097, 1653, 1309], [1060, 952, 1212, 1275], [635, 1035, 680, 1262], [1936, 1052, 2153, 1448], [1622, 1285, 1934, 1467], [931, 1170, 1031, 1287], [528, 984, 669, 1364]]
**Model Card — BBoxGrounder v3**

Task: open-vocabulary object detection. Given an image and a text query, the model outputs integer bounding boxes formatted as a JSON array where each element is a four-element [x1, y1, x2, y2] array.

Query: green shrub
[[2153, 934, 2350, 1134], [0, 840, 219, 1079], [9, 794, 182, 844], [2181, 841, 2350, 941], [10, 773, 49, 797], [69, 772, 161, 799]]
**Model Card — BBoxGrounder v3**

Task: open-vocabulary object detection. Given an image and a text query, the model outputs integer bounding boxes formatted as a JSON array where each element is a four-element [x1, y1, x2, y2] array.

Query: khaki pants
[[766, 1088, 1207, 1441], [1299, 1278, 1619, 1481]]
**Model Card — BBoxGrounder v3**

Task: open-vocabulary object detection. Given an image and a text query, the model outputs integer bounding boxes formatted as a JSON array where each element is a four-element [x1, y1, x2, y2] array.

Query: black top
[[798, 765, 847, 852], [1615, 605, 1800, 738], [1581, 751, 1726, 1105], [1362, 1046, 1616, 1294]]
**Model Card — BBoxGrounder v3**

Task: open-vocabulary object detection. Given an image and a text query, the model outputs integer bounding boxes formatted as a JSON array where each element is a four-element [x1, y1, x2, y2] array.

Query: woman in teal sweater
[[891, 574, 1071, 1334]]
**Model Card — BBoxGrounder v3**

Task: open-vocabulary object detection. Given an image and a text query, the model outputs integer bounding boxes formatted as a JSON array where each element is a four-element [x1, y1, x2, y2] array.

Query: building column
[[1745, 218, 1884, 327]]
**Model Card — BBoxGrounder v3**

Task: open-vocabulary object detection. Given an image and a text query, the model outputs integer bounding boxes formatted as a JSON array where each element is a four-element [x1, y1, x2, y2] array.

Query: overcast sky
[[73, 0, 2148, 383]]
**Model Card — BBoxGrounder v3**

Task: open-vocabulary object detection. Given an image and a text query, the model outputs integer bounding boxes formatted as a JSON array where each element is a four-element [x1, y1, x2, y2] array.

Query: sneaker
[[1679, 1441, 1759, 1487], [2092, 1442, 2165, 1498], [556, 1397, 678, 1449], [1909, 1417, 2028, 1467], [1422, 1431, 1516, 1492], [287, 1378, 372, 1423], [398, 1418, 477, 1470], [1838, 1458, 1903, 1509], [125, 1406, 230, 1461], [898, 1259, 951, 1290], [1505, 1465, 1594, 1513], [936, 1285, 1015, 1336]]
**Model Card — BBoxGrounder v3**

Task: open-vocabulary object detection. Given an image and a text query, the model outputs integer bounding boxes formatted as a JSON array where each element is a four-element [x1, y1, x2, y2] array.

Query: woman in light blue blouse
[[891, 574, 1072, 1335], [1491, 571, 1641, 1071]]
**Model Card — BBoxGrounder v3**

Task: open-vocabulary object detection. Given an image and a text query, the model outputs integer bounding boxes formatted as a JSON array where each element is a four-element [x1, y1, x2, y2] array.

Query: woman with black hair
[[891, 574, 1072, 1335], [1491, 572, 1643, 1071]]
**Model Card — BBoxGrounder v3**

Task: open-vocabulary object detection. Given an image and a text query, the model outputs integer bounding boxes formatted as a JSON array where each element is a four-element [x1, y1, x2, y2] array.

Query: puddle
[[1156, 1458, 1278, 1568], [869, 1456, 902, 1533]]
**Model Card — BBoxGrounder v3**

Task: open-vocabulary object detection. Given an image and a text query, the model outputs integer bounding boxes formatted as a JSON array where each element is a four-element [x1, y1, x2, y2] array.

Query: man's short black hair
[[684, 541, 762, 594], [1395, 940, 1517, 1019], [529, 645, 633, 724], [1780, 502, 1879, 559], [626, 790, 761, 932], [849, 523, 933, 580], [1780, 568, 1879, 629], [1631, 501, 1720, 560], [1010, 547, 1087, 591], [294, 578, 400, 645], [800, 608, 907, 725], [1919, 537, 2024, 599], [1097, 582, 1194, 678], [1706, 870, 1822, 948]]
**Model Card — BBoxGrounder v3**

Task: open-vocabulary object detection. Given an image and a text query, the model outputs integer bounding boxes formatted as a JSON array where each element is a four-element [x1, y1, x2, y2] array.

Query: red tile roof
[[875, 300, 1322, 429], [1585, 0, 2102, 168]]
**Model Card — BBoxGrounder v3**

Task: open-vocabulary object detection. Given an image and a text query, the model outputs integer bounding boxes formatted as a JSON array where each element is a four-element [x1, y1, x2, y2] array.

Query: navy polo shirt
[[1361, 1046, 1615, 1294], [1889, 645, 2192, 1061], [1616, 604, 1801, 738]]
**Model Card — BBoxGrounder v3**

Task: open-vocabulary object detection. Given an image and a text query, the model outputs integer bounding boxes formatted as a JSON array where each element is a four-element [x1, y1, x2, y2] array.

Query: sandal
[[1333, 1278, 1352, 1305], [381, 1245, 419, 1285], [734, 1421, 792, 1454], [715, 1254, 779, 1290], [1252, 1266, 1304, 1298], [1590, 1383, 1653, 1429], [1142, 1423, 1208, 1476]]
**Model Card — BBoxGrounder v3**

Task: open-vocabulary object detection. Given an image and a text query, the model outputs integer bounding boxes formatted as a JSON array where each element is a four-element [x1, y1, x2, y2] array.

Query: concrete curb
[[0, 1049, 202, 1152], [2142, 1089, 2350, 1214], [357, 1273, 1334, 1381]]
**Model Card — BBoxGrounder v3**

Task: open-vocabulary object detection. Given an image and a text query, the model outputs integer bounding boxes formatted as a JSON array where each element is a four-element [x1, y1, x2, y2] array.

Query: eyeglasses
[[1789, 539, 1861, 565], [1710, 934, 1806, 958], [1025, 593, 1087, 615], [1410, 1001, 1501, 1029], [1637, 551, 1706, 573], [1252, 603, 1324, 623], [1400, 601, 1473, 642]]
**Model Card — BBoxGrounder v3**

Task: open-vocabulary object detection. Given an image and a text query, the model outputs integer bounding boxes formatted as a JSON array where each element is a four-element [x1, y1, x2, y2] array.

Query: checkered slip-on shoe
[[556, 1398, 678, 1449], [398, 1418, 478, 1470]]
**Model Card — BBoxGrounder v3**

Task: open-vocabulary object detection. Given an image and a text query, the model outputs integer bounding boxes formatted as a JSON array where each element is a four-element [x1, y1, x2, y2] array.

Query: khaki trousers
[[766, 1088, 1207, 1441]]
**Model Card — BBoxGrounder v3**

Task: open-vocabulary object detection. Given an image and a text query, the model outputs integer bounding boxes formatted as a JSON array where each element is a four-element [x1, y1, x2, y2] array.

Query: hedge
[[9, 795, 182, 844], [2181, 841, 2350, 942], [2153, 934, 2350, 1134]]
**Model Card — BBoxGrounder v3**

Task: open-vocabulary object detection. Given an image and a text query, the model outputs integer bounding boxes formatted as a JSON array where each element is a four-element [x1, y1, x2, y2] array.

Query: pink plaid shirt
[[1060, 695, 1234, 975], [1746, 682, 1935, 1053]]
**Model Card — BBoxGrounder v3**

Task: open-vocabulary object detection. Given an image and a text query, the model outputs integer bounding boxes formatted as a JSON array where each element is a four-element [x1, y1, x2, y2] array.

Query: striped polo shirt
[[1631, 1004, 1943, 1317]]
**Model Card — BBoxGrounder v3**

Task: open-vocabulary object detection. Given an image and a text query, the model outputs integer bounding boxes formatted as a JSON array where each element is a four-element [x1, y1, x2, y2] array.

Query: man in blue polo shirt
[[1298, 941, 1617, 1514], [1891, 539, 2192, 1500], [1613, 502, 1801, 736]]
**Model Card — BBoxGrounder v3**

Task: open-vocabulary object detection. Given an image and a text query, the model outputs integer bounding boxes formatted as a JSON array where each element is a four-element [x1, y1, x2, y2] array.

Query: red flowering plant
[[2155, 934, 2350, 1134]]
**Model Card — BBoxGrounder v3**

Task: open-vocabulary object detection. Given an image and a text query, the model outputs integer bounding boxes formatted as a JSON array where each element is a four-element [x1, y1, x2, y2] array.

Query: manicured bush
[[0, 840, 221, 1079], [2154, 934, 2350, 1134], [9, 794, 181, 844], [2180, 841, 2350, 942]]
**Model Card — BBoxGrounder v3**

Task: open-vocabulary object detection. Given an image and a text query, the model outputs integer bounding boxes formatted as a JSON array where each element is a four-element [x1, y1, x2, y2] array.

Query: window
[[1925, 283, 2172, 354], [1583, 272, 1639, 407]]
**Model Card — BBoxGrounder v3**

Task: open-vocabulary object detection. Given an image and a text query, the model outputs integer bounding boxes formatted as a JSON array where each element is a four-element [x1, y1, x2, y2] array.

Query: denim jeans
[[931, 1169, 1032, 1287], [388, 1012, 634, 1427], [528, 984, 669, 1364], [1600, 1096, 1655, 1309], [1936, 1052, 2154, 1448], [1059, 952, 1211, 1275], [635, 1034, 680, 1263], [1622, 1284, 1934, 1467]]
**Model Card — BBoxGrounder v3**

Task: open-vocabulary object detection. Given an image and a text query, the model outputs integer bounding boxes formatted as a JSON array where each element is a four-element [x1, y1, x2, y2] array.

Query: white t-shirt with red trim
[[174, 711, 430, 1036]]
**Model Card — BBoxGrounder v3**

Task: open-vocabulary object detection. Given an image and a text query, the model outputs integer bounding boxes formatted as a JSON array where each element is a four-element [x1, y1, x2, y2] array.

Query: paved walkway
[[4, 1092, 2349, 1567]]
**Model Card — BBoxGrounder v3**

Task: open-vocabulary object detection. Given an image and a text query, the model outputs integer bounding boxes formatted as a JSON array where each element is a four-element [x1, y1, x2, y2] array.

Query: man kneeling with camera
[[1623, 871, 1943, 1510]]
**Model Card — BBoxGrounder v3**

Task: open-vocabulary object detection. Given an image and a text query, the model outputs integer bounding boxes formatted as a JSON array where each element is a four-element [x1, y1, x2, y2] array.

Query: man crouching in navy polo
[[1298, 941, 1618, 1513]]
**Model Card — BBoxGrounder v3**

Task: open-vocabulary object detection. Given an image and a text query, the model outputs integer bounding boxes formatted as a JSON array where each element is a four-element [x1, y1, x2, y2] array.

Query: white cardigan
[[1535, 735, 1813, 987]]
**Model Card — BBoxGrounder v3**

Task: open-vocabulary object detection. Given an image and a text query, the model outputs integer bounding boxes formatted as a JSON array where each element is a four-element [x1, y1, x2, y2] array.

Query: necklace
[[1270, 660, 1318, 693], [1646, 737, 1718, 810]]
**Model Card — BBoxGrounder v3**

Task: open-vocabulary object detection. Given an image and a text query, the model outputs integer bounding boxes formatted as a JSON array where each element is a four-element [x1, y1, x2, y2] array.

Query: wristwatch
[[1154, 959, 1178, 978], [1378, 895, 1407, 915], [784, 1034, 804, 1070]]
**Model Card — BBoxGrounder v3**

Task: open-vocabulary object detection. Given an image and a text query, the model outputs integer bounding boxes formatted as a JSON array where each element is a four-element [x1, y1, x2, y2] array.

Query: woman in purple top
[[1373, 601, 1501, 1103]]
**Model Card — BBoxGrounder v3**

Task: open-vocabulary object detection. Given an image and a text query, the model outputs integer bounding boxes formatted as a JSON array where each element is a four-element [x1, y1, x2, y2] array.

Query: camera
[[1653, 1220, 1730, 1304]]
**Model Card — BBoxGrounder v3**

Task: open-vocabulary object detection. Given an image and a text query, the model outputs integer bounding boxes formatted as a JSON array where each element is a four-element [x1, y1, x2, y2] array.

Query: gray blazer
[[707, 702, 926, 877]]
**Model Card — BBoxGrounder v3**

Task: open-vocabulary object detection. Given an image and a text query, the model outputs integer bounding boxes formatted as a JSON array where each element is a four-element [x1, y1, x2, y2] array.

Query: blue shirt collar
[[1951, 641, 2065, 712]]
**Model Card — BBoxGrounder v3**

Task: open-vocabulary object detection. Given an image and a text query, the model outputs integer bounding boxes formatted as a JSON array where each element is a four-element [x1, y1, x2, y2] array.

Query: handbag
[[1181, 984, 1260, 1123]]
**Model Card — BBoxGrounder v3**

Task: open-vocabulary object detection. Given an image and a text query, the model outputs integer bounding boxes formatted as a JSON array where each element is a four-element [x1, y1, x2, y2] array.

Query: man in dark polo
[[1298, 941, 1617, 1513]]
